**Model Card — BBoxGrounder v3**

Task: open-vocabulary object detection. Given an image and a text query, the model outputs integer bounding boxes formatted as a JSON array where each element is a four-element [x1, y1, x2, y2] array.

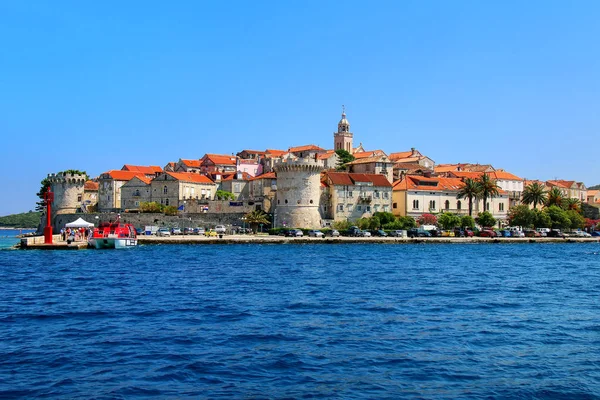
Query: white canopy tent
[[65, 217, 94, 228]]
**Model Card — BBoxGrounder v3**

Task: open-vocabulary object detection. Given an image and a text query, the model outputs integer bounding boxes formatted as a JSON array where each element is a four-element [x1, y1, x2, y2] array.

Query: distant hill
[[0, 211, 42, 228], [588, 184, 600, 190]]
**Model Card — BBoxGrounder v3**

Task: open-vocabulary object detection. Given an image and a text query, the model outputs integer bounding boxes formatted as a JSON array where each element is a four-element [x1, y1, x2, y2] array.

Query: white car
[[215, 225, 226, 234], [308, 230, 324, 237], [156, 228, 171, 237]]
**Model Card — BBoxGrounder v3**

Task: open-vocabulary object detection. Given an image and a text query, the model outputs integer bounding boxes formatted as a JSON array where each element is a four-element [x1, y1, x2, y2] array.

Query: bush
[[164, 206, 178, 216]]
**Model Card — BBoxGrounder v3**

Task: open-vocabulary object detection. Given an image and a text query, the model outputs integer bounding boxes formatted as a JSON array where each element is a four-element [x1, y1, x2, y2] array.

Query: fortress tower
[[333, 105, 353, 153], [273, 152, 325, 229], [47, 172, 87, 216]]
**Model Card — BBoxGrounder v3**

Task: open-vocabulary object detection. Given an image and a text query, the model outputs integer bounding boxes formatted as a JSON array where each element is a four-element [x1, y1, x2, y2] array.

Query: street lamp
[[241, 216, 246, 233]]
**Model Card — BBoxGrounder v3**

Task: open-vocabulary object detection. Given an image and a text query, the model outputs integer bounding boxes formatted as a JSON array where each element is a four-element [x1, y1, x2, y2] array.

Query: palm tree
[[546, 187, 564, 208], [244, 210, 270, 233], [521, 182, 548, 209], [562, 198, 581, 212], [476, 173, 500, 213], [456, 178, 479, 216]]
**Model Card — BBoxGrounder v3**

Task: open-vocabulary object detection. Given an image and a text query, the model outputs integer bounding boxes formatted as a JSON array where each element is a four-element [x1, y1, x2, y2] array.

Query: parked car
[[360, 230, 372, 237], [372, 230, 388, 237], [157, 228, 171, 237], [571, 231, 591, 238], [346, 226, 362, 237], [183, 227, 194, 235], [464, 229, 475, 237], [308, 229, 324, 237], [479, 229, 497, 237], [214, 225, 226, 234], [135, 227, 144, 235], [536, 228, 550, 237], [524, 229, 541, 237], [441, 230, 455, 237], [327, 229, 340, 237], [193, 227, 205, 235], [592, 231, 600, 237], [292, 229, 304, 237], [390, 230, 406, 237], [171, 227, 182, 235], [497, 230, 511, 238], [547, 229, 565, 238], [510, 230, 525, 238], [407, 228, 431, 238], [205, 229, 218, 237]]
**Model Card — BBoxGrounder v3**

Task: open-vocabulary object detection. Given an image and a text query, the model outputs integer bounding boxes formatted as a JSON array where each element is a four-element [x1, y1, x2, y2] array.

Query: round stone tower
[[274, 153, 325, 229], [48, 172, 87, 216]]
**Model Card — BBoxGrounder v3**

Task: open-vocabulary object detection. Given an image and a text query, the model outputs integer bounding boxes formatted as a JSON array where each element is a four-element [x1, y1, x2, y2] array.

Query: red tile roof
[[288, 144, 324, 153], [317, 150, 337, 160], [202, 154, 237, 166], [250, 172, 276, 181], [393, 176, 466, 192], [353, 150, 386, 159], [388, 151, 414, 160], [265, 149, 287, 157], [102, 170, 148, 181], [84, 180, 99, 190], [121, 165, 163, 174], [180, 159, 202, 168], [165, 172, 214, 184], [222, 172, 252, 181], [325, 172, 392, 187]]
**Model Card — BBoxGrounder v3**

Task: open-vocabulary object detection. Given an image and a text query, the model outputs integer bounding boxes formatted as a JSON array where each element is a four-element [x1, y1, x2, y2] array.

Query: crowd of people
[[60, 227, 92, 242]]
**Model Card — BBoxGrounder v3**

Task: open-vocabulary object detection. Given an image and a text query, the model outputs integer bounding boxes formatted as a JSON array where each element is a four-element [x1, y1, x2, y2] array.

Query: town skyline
[[1, 1, 599, 215]]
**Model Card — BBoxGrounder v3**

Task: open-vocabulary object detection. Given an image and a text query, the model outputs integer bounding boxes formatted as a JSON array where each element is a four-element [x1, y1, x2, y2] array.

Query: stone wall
[[52, 211, 249, 232]]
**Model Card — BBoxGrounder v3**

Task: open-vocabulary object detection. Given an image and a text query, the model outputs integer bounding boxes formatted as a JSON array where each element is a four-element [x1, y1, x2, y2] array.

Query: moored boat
[[88, 215, 137, 249]]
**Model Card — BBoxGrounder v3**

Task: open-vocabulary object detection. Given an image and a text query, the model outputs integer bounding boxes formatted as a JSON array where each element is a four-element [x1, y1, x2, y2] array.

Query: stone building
[[200, 154, 238, 175], [321, 172, 393, 221], [345, 155, 394, 183], [98, 170, 148, 212], [219, 172, 252, 200], [120, 176, 153, 210], [48, 171, 88, 215], [82, 180, 99, 212], [334, 106, 353, 153], [273, 152, 324, 229], [249, 172, 277, 213], [151, 172, 217, 208]]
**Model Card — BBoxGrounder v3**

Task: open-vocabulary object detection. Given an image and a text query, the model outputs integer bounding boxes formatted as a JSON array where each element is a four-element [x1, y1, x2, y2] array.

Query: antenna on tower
[[342, 104, 345, 115]]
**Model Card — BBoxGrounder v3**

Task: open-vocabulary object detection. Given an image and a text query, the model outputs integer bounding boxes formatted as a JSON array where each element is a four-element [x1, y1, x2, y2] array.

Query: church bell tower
[[333, 105, 353, 153]]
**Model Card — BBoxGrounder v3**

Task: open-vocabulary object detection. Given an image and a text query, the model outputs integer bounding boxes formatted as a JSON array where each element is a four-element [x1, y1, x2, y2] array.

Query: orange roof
[[165, 172, 214, 184], [265, 149, 287, 157], [121, 165, 162, 174], [84, 180, 99, 190], [547, 180, 576, 189], [388, 151, 413, 161], [346, 156, 391, 165], [353, 150, 386, 159], [239, 150, 266, 155], [288, 144, 324, 153], [448, 171, 485, 180], [317, 150, 337, 160], [250, 172, 276, 181], [102, 170, 148, 181], [325, 171, 392, 187], [222, 172, 252, 181], [202, 154, 237, 166], [393, 176, 465, 192], [180, 159, 201, 168], [493, 170, 523, 181]]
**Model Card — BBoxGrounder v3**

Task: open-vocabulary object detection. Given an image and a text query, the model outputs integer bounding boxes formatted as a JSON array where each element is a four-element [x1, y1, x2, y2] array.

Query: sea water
[[1, 242, 599, 398]]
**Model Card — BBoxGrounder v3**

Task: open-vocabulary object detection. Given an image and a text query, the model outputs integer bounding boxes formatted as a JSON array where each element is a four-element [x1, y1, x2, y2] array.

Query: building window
[[374, 191, 380, 198], [393, 202, 397, 209], [357, 205, 362, 211], [310, 199, 313, 204], [413, 199, 419, 209], [134, 190, 140, 196], [384, 192, 389, 199], [338, 204, 344, 211], [165, 198, 169, 206], [278, 200, 280, 204], [285, 199, 288, 204], [486, 202, 490, 211], [457, 201, 462, 210], [347, 204, 353, 212], [348, 191, 353, 197], [366, 206, 371, 212], [429, 200, 436, 210], [77, 195, 82, 202], [163, 186, 168, 194], [297, 200, 301, 204], [445, 200, 450, 210], [499, 203, 504, 211], [135, 201, 139, 206]]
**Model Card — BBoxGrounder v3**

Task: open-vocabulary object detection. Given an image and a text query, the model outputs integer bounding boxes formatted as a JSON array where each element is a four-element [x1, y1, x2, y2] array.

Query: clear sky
[[1, 1, 598, 215]]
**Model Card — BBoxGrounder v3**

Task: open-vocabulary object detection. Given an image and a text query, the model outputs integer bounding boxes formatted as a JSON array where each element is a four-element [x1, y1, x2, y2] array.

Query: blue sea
[[1, 240, 600, 399]]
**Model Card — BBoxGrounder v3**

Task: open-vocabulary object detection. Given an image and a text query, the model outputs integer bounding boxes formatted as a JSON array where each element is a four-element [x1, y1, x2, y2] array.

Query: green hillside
[[0, 211, 42, 228]]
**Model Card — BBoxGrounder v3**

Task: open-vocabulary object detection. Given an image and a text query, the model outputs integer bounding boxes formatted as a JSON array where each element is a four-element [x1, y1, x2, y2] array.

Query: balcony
[[359, 194, 372, 203]]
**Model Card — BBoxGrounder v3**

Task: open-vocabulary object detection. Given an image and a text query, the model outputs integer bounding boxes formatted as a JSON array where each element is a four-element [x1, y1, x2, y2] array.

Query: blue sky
[[1, 1, 598, 215]]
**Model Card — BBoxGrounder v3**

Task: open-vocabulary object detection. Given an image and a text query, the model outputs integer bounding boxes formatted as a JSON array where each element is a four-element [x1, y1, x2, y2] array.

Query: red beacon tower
[[44, 189, 54, 244]]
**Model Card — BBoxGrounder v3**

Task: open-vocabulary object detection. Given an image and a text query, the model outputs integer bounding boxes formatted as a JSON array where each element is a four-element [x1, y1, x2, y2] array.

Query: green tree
[[398, 216, 417, 229], [521, 182, 548, 209], [244, 210, 270, 232], [372, 212, 396, 226], [476, 211, 496, 228], [332, 220, 351, 231], [456, 178, 479, 216], [356, 217, 370, 230], [476, 173, 500, 213], [534, 209, 551, 229], [216, 190, 235, 200], [544, 205, 571, 230], [562, 198, 581, 212], [335, 149, 355, 171], [139, 201, 164, 213], [546, 187, 564, 208], [35, 177, 52, 212], [164, 205, 178, 216], [565, 210, 585, 230], [508, 205, 535, 228], [0, 211, 42, 228], [461, 215, 475, 229], [437, 212, 461, 230], [368, 216, 381, 230]]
